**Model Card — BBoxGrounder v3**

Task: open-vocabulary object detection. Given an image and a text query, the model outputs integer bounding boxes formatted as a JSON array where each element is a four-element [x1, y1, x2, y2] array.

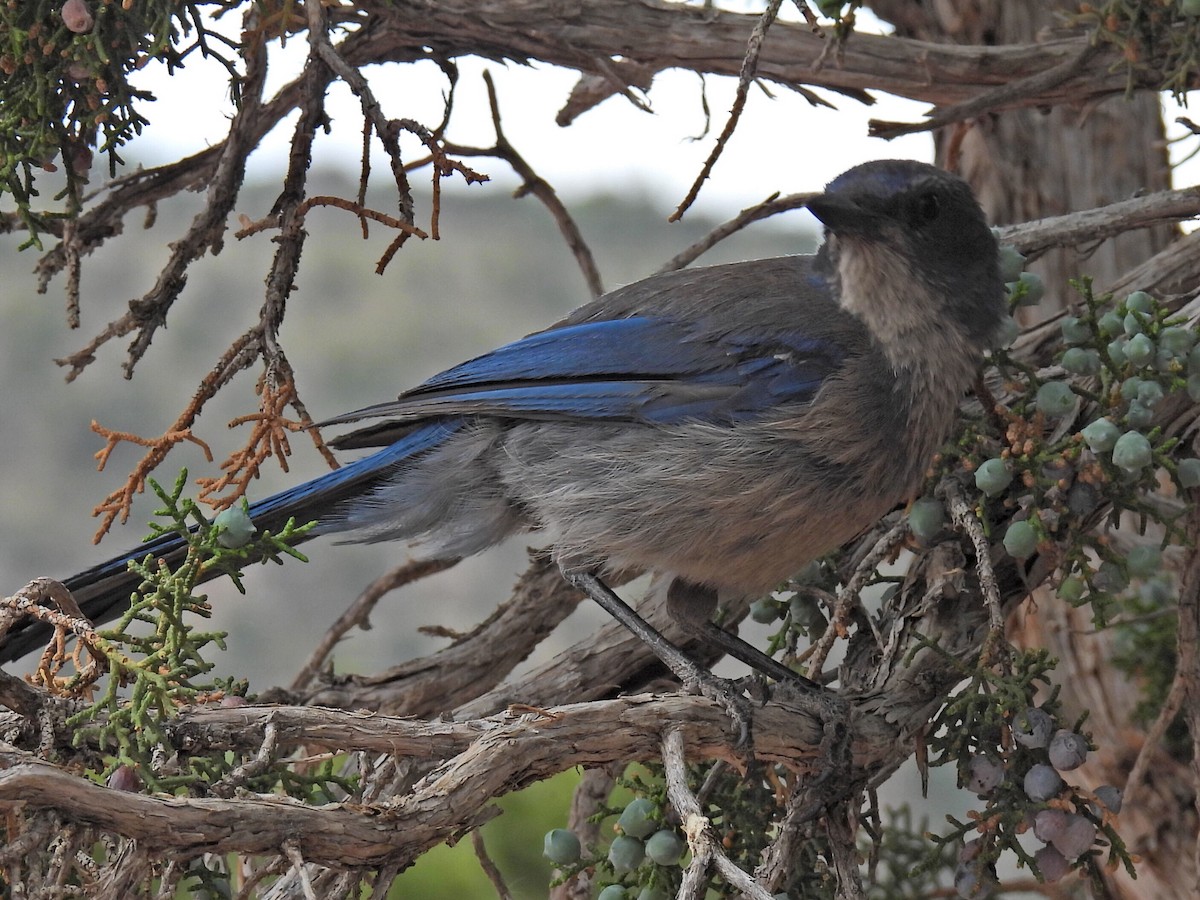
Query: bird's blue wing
[[326, 315, 846, 436]]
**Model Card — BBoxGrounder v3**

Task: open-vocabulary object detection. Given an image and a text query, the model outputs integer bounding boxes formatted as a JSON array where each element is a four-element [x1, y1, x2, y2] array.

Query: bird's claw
[[680, 665, 755, 750]]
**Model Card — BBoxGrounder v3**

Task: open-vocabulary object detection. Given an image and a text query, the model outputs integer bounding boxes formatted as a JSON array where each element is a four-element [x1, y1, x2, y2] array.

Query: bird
[[0, 159, 1005, 691]]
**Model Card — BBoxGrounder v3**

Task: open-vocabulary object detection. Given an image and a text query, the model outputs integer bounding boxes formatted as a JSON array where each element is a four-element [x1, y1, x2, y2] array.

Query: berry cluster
[[544, 796, 687, 899], [952, 703, 1126, 897], [915, 257, 1197, 627], [914, 249, 1177, 895]]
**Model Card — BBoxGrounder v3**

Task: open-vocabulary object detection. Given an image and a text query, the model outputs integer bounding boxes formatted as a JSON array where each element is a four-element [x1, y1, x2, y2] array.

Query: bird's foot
[[770, 676, 855, 808], [679, 665, 755, 750]]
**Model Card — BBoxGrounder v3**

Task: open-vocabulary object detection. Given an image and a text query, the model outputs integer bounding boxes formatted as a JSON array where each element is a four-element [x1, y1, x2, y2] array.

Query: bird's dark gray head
[[807, 159, 1005, 351]]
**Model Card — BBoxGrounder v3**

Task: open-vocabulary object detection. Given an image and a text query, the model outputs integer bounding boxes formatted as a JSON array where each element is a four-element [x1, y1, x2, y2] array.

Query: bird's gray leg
[[666, 579, 823, 691], [667, 578, 855, 796], [562, 569, 752, 745]]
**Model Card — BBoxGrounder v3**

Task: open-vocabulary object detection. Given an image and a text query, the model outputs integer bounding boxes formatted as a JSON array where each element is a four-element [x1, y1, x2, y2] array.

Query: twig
[[0, 670, 46, 722], [662, 727, 773, 900], [788, 0, 822, 31], [1104, 227, 1200, 298], [308, 13, 415, 226], [942, 479, 1007, 666], [234, 856, 290, 900], [439, 71, 605, 298], [996, 185, 1200, 258], [258, 6, 329, 376], [165, 692, 812, 764], [671, 0, 783, 222], [1, 578, 106, 685], [295, 196, 427, 239], [83, 7, 355, 542], [657, 192, 813, 273], [390, 116, 490, 250], [283, 839, 318, 900], [153, 859, 185, 900], [290, 557, 461, 692], [300, 553, 585, 719], [1178, 512, 1200, 893], [805, 519, 905, 678], [471, 830, 514, 900], [62, 219, 81, 329], [210, 721, 280, 799], [868, 44, 1100, 139], [117, 9, 270, 381]]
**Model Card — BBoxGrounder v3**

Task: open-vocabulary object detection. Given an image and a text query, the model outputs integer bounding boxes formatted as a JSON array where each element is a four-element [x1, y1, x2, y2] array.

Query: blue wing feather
[[417, 319, 698, 390], [327, 316, 845, 433]]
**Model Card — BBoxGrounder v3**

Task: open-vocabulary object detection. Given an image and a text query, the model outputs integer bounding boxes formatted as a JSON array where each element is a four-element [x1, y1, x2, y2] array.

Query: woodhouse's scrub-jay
[[1, 160, 1005, 701]]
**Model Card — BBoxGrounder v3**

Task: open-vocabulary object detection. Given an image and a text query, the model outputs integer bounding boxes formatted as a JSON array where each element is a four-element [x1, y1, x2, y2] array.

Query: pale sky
[[123, 7, 938, 225], [122, 5, 1198, 230]]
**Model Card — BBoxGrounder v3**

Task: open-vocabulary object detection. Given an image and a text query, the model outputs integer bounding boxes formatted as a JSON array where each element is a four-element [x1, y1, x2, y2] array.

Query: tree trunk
[[874, 2, 1190, 895], [874, 0, 1174, 305]]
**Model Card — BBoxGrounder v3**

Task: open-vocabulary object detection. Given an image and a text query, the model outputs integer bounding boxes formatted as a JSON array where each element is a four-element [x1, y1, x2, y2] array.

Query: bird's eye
[[911, 192, 941, 226]]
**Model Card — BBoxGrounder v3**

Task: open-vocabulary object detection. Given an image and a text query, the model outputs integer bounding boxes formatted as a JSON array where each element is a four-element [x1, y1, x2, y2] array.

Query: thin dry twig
[[211, 721, 280, 799], [657, 191, 814, 273], [234, 196, 429, 245], [437, 71, 605, 298], [662, 727, 773, 900], [381, 116, 489, 268], [868, 43, 1100, 139], [671, 0, 783, 223], [1, 579, 106, 692], [942, 479, 1008, 664], [307, 8, 416, 227], [290, 557, 461, 692], [471, 830, 514, 900], [805, 519, 905, 678]]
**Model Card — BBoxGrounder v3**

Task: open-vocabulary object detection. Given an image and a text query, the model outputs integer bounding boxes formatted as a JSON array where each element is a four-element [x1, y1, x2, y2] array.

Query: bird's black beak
[[805, 192, 881, 235]]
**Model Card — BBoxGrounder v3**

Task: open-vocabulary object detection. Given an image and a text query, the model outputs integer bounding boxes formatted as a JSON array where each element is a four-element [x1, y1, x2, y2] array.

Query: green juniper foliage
[[64, 470, 328, 797], [1084, 0, 1200, 101], [0, 0, 241, 247], [898, 252, 1196, 892]]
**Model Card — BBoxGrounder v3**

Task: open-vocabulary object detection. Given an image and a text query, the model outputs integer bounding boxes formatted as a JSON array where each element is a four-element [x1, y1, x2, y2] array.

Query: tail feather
[[0, 420, 459, 663]]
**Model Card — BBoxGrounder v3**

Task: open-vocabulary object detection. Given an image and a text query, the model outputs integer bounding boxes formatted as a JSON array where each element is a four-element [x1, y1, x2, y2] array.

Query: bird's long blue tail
[[0, 421, 458, 663]]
